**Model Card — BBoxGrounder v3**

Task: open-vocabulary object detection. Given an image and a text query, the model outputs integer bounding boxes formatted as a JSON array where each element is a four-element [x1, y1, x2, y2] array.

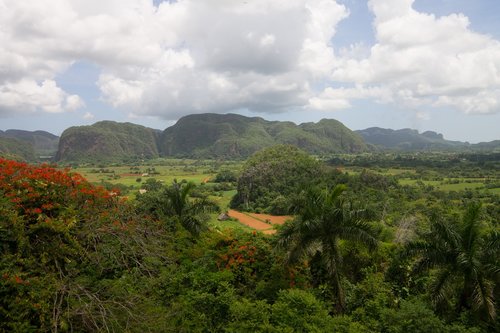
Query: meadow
[[68, 154, 500, 233]]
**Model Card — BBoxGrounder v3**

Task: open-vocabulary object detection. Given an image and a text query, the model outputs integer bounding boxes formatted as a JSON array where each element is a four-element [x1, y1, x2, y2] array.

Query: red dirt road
[[227, 210, 276, 234]]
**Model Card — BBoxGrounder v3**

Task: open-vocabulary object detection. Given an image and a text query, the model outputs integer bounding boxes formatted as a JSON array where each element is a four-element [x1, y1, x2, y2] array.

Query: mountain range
[[1, 113, 499, 162]]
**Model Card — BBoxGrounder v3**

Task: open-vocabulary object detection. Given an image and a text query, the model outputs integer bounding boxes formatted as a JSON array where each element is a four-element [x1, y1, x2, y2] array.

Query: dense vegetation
[[0, 130, 59, 158], [161, 113, 367, 158], [356, 127, 467, 151], [56, 121, 161, 162], [1, 145, 499, 332], [0, 137, 36, 161], [3, 113, 500, 163], [230, 145, 325, 214]]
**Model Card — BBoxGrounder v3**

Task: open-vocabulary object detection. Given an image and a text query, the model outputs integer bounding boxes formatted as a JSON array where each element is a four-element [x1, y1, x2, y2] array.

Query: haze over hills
[[0, 129, 59, 161], [355, 127, 469, 151], [1, 113, 499, 162]]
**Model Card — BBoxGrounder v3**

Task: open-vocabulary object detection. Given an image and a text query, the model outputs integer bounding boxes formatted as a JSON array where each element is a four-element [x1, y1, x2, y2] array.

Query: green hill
[[160, 113, 366, 158], [0, 129, 59, 158], [56, 121, 161, 162], [0, 135, 36, 161], [355, 127, 467, 151]]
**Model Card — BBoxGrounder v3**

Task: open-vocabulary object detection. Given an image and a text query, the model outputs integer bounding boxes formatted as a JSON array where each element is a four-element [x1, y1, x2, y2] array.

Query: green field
[[70, 159, 243, 190]]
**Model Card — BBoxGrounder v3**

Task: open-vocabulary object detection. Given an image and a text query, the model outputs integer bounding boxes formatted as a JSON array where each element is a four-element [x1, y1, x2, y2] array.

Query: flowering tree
[[0, 158, 167, 331]]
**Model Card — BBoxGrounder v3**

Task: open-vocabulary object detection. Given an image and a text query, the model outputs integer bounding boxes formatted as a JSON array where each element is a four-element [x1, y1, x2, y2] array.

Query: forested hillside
[[4, 114, 500, 163], [161, 113, 366, 158], [356, 127, 467, 150], [56, 121, 161, 162], [0, 136, 36, 161], [0, 130, 59, 157]]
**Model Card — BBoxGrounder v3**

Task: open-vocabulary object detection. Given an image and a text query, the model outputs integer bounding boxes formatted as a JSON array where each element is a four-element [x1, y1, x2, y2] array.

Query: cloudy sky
[[1, 0, 499, 142]]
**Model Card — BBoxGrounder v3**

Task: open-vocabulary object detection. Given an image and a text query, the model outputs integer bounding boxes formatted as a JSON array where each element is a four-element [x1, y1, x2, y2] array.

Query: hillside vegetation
[[161, 113, 367, 158], [0, 136, 36, 161], [0, 129, 60, 160], [0, 130, 59, 157], [2, 114, 500, 163], [56, 121, 161, 162], [356, 127, 468, 151]]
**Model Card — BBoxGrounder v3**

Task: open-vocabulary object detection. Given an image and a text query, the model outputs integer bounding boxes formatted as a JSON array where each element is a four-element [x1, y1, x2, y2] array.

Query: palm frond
[[430, 269, 453, 306], [461, 202, 482, 255], [472, 278, 496, 320], [180, 215, 206, 237]]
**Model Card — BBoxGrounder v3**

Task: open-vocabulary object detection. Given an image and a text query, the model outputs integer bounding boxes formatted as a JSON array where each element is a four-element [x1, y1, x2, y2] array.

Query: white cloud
[[1, 0, 499, 120], [83, 111, 94, 120], [0, 79, 83, 114], [326, 0, 500, 114], [0, 0, 350, 119], [260, 34, 276, 47]]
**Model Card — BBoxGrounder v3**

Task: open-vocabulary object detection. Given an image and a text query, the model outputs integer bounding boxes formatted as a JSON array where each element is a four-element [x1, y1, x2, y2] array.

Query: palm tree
[[164, 180, 219, 237], [276, 184, 378, 312], [405, 202, 499, 321]]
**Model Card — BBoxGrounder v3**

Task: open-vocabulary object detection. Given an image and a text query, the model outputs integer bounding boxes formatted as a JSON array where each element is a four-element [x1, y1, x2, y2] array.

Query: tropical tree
[[276, 184, 378, 312], [405, 202, 499, 321], [164, 180, 219, 236]]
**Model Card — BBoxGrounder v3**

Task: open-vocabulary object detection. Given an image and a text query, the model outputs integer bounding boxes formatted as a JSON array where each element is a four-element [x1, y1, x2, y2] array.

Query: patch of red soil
[[228, 209, 275, 234], [248, 213, 292, 225]]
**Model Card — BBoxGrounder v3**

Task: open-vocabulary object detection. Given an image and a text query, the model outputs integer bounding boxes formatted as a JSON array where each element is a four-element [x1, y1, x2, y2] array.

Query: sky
[[1, 0, 499, 143]]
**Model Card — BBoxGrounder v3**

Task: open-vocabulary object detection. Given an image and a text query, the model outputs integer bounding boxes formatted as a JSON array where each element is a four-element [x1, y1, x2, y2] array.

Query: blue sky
[[1, 0, 499, 143]]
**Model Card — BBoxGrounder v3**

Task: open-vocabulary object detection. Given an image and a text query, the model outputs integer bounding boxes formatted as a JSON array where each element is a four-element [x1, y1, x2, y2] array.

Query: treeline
[[329, 152, 500, 170]]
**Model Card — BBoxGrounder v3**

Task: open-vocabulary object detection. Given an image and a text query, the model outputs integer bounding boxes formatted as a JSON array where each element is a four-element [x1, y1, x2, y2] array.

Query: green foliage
[[356, 127, 467, 151], [1, 150, 497, 332], [381, 297, 448, 333], [0, 129, 59, 158], [135, 180, 219, 236], [214, 169, 238, 183], [277, 184, 378, 312], [160, 113, 366, 159], [0, 159, 171, 331], [404, 203, 499, 322], [56, 121, 160, 162], [270, 289, 335, 331], [0, 137, 36, 161], [231, 145, 323, 212]]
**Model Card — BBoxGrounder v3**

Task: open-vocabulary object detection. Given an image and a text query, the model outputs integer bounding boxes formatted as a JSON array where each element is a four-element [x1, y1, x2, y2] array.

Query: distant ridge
[[2, 114, 499, 162], [0, 129, 59, 160], [355, 127, 468, 151]]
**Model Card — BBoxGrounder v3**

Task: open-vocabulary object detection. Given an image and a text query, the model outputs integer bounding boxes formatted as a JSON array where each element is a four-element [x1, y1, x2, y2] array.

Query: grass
[[208, 215, 253, 233], [69, 160, 243, 189], [398, 178, 493, 193]]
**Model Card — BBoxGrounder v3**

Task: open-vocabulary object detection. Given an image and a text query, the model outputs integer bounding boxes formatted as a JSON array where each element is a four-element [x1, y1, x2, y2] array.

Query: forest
[[0, 145, 499, 332]]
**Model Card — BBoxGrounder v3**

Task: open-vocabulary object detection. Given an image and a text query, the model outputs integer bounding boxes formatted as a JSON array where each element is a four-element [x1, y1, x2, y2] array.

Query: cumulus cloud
[[315, 0, 500, 114], [0, 0, 349, 119], [1, 0, 499, 119], [83, 111, 95, 120], [0, 79, 84, 114]]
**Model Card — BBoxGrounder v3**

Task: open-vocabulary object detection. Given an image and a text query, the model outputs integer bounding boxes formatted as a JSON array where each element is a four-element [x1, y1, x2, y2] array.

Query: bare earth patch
[[227, 209, 276, 234], [248, 213, 291, 225]]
